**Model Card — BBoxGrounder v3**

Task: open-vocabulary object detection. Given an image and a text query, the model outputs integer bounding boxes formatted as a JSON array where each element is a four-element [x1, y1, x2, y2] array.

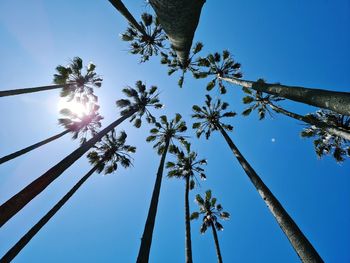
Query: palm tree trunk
[[149, 0, 206, 66], [0, 84, 66, 97], [210, 221, 223, 263], [268, 102, 350, 141], [217, 124, 323, 263], [0, 159, 105, 262], [136, 138, 170, 263], [108, 0, 148, 37], [0, 130, 70, 165], [219, 76, 350, 116], [184, 175, 193, 263], [0, 110, 136, 228]]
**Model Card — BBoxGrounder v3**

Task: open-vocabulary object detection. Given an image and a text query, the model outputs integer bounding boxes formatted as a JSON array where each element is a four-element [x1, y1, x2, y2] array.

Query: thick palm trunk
[[210, 221, 223, 263], [0, 84, 65, 97], [184, 175, 193, 263], [0, 130, 70, 165], [136, 138, 170, 263], [108, 0, 148, 37], [220, 76, 350, 116], [0, 110, 135, 227], [268, 103, 350, 141], [0, 160, 104, 262], [217, 124, 323, 263], [149, 0, 205, 66]]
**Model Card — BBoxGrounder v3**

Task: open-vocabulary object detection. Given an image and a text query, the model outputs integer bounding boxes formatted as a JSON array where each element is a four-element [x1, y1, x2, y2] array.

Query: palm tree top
[[146, 113, 187, 155], [166, 141, 207, 188], [301, 110, 350, 162], [121, 13, 167, 63], [191, 190, 230, 234], [192, 94, 236, 139], [53, 57, 102, 102], [116, 80, 163, 128], [196, 50, 242, 94], [87, 130, 136, 174], [58, 102, 103, 144]]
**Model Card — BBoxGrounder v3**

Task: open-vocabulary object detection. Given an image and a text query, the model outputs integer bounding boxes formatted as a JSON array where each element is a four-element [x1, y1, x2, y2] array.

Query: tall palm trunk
[[210, 221, 223, 263], [184, 175, 193, 263], [0, 84, 66, 98], [149, 0, 205, 66], [220, 76, 350, 116], [0, 158, 105, 262], [136, 138, 170, 263], [217, 124, 323, 263], [0, 110, 136, 227], [0, 130, 70, 165], [268, 102, 350, 141], [108, 0, 148, 37]]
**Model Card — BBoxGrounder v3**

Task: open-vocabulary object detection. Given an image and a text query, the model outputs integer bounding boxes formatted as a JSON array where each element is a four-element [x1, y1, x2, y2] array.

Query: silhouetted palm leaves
[[121, 13, 167, 62], [301, 111, 350, 162]]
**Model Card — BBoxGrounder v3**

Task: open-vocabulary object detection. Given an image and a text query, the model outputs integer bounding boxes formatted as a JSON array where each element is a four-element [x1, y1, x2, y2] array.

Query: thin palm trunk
[[210, 221, 223, 263], [136, 138, 170, 263], [149, 0, 205, 66], [185, 175, 193, 263], [217, 124, 323, 263], [219, 76, 350, 116], [0, 84, 67, 98], [0, 159, 105, 262], [108, 0, 148, 37], [268, 102, 350, 141], [0, 130, 70, 165], [0, 110, 136, 228]]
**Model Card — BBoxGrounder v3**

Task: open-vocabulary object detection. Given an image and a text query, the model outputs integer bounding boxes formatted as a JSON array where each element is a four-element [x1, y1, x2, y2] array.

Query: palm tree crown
[[116, 80, 163, 127], [58, 103, 103, 144], [146, 113, 187, 155], [301, 110, 350, 162], [166, 141, 207, 185], [192, 95, 236, 139], [197, 50, 242, 94], [191, 190, 230, 233], [53, 57, 102, 102], [87, 130, 136, 174], [121, 13, 167, 62]]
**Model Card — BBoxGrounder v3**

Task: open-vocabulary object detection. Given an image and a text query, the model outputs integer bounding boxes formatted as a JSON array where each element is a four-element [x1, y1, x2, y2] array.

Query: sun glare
[[57, 99, 89, 117]]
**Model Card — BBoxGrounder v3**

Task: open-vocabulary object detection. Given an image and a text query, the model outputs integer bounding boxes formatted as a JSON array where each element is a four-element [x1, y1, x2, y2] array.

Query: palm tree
[[191, 190, 230, 263], [198, 50, 350, 115], [166, 141, 207, 263], [241, 90, 350, 141], [301, 110, 350, 162], [1, 130, 135, 262], [0, 81, 162, 227], [149, 0, 206, 66], [192, 95, 324, 262], [121, 12, 167, 62], [0, 103, 103, 165], [137, 114, 187, 263], [0, 57, 102, 100]]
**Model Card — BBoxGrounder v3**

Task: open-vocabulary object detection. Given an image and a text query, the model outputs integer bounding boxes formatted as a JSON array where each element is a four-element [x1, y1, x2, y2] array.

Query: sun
[[57, 98, 89, 117]]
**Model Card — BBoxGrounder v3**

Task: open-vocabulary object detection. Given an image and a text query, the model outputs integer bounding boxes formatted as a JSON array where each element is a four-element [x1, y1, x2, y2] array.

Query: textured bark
[[149, 0, 205, 66], [0, 84, 65, 97], [210, 221, 223, 263], [268, 103, 350, 141], [0, 160, 104, 262], [0, 130, 70, 165], [184, 175, 193, 263], [217, 124, 323, 263], [108, 0, 148, 37], [220, 77, 350, 116], [136, 138, 170, 263], [0, 110, 135, 227]]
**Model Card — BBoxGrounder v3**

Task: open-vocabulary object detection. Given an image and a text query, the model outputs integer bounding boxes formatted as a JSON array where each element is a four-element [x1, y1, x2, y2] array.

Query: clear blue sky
[[0, 0, 349, 262]]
